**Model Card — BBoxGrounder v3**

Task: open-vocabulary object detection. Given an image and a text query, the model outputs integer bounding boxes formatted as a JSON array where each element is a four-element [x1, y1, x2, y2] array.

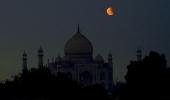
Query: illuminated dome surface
[[64, 31, 93, 55]]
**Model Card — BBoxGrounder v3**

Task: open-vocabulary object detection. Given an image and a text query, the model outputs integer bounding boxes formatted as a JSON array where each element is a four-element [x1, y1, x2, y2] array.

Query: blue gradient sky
[[0, 0, 169, 81]]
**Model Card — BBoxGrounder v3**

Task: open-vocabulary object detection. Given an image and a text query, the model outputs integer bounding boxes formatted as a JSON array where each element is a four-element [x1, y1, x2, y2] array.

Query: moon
[[106, 7, 114, 16]]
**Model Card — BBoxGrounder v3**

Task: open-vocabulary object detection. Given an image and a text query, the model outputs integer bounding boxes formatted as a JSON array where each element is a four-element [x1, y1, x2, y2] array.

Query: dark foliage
[[125, 51, 169, 100], [0, 67, 109, 100]]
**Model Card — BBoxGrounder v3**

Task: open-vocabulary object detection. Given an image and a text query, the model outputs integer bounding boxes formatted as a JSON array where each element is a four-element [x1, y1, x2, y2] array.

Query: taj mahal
[[22, 26, 113, 90]]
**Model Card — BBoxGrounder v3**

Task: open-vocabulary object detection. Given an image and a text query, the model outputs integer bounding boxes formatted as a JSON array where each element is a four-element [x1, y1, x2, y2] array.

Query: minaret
[[108, 53, 113, 64], [38, 46, 44, 68], [108, 53, 113, 90], [136, 48, 142, 61], [22, 51, 28, 73]]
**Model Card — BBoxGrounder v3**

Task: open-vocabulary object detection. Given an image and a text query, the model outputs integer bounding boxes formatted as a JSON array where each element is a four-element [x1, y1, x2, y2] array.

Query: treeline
[[0, 67, 109, 100], [0, 51, 170, 100], [113, 51, 170, 100]]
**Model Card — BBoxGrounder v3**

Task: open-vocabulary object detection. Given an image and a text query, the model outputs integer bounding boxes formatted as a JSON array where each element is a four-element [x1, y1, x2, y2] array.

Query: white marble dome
[[64, 30, 93, 55]]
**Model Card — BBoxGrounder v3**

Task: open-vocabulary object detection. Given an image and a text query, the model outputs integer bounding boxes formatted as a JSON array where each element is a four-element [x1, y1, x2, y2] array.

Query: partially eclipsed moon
[[106, 7, 114, 16]]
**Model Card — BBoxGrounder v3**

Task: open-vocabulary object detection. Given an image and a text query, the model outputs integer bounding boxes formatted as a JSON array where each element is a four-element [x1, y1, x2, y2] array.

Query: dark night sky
[[0, 0, 169, 82]]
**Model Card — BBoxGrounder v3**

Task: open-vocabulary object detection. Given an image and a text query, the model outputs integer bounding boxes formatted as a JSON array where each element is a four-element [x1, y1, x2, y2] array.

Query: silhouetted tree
[[111, 83, 128, 100], [125, 51, 167, 100], [0, 67, 110, 100]]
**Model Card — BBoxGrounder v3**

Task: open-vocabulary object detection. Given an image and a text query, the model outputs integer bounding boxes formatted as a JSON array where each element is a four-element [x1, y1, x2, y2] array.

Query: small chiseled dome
[[64, 26, 93, 55], [38, 46, 43, 52], [95, 54, 104, 62], [55, 56, 62, 62], [23, 51, 27, 57]]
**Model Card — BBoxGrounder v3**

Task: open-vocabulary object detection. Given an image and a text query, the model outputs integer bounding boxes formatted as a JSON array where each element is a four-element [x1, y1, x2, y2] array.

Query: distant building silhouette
[[22, 25, 113, 90]]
